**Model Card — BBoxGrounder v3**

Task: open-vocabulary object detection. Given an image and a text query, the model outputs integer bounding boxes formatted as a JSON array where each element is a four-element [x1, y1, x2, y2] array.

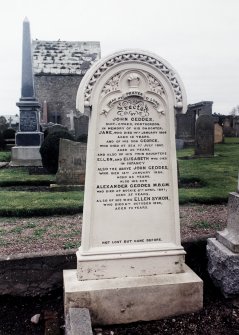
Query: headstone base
[[217, 229, 239, 253], [10, 146, 42, 167], [50, 184, 84, 192], [216, 192, 239, 253], [207, 238, 239, 297], [76, 248, 186, 280], [64, 266, 203, 325]]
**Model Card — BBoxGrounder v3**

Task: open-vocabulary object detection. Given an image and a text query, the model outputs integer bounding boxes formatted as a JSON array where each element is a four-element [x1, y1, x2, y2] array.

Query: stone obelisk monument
[[11, 17, 43, 166]]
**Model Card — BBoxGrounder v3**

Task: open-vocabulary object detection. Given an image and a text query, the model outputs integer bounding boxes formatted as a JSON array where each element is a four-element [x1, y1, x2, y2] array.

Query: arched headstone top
[[76, 49, 187, 114]]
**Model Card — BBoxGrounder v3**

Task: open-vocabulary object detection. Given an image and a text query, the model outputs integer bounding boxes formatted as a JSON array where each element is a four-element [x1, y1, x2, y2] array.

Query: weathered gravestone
[[74, 115, 89, 140], [207, 181, 239, 297], [233, 116, 239, 137], [11, 18, 43, 166], [176, 113, 196, 143], [195, 114, 214, 156], [223, 117, 235, 137], [44, 123, 68, 136], [64, 50, 203, 325], [214, 122, 223, 144], [51, 138, 86, 191], [0, 116, 7, 133]]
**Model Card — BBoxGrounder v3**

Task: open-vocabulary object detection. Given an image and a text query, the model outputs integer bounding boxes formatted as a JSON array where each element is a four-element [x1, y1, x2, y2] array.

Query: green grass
[[222, 137, 239, 144], [0, 151, 11, 162], [63, 241, 81, 250], [193, 220, 210, 229], [10, 226, 24, 234], [24, 222, 37, 228], [0, 191, 84, 217], [0, 167, 55, 186], [178, 138, 238, 204], [0, 138, 238, 216], [33, 227, 48, 238]]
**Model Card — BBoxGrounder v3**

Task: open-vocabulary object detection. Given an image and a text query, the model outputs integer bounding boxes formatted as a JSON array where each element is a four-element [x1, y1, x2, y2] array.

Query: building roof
[[187, 101, 213, 108], [32, 40, 101, 75]]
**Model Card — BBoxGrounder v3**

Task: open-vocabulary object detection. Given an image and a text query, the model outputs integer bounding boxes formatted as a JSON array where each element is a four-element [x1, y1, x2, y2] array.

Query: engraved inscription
[[20, 111, 37, 132], [93, 96, 173, 246]]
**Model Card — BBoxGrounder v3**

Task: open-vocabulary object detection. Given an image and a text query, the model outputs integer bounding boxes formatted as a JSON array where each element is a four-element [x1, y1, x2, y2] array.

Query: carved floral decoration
[[84, 53, 183, 106]]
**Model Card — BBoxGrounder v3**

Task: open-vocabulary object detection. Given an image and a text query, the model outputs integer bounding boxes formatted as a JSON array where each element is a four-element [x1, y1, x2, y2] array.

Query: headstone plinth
[[207, 192, 239, 297], [10, 18, 43, 167], [64, 50, 202, 325], [11, 102, 43, 166]]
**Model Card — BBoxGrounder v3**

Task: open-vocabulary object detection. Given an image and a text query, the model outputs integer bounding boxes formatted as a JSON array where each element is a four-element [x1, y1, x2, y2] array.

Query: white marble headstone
[[64, 51, 203, 325], [76, 50, 187, 279]]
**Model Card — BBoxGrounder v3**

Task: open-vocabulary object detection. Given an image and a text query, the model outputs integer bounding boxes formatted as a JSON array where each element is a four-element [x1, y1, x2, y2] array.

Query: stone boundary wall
[[0, 238, 209, 297]]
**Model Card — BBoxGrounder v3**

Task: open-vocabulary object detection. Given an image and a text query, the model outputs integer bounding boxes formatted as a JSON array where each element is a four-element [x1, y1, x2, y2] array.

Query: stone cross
[[8, 116, 13, 127], [66, 110, 76, 130], [42, 100, 48, 123]]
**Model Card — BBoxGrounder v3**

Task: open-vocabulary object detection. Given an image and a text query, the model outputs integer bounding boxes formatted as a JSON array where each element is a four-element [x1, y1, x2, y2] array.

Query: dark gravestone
[[45, 124, 68, 136], [233, 116, 239, 137], [0, 116, 7, 133], [176, 113, 195, 140], [195, 115, 214, 156], [74, 115, 89, 139], [223, 117, 235, 137]]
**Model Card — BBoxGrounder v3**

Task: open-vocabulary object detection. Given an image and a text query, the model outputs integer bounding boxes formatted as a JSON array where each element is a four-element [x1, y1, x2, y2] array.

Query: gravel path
[[0, 204, 227, 256]]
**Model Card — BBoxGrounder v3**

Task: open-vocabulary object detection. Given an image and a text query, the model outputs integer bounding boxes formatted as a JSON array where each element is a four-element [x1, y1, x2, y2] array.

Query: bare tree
[[230, 105, 239, 115]]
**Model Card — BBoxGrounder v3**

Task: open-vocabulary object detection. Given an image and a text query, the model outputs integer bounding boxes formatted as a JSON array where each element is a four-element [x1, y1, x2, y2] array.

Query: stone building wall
[[32, 40, 101, 128], [34, 75, 83, 126]]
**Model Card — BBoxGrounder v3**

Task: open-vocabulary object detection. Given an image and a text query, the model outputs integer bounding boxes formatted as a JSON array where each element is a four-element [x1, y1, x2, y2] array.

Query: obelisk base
[[64, 266, 203, 325], [10, 146, 42, 167]]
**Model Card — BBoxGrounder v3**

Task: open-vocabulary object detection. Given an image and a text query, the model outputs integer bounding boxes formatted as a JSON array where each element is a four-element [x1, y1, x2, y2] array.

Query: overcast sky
[[0, 0, 238, 116]]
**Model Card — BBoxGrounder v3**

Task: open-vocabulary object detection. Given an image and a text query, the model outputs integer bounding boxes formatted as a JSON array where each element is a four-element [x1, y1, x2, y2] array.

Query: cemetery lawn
[[0, 138, 238, 216], [0, 167, 55, 186], [0, 167, 84, 216], [178, 137, 239, 204], [0, 191, 83, 216], [0, 151, 11, 162]]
